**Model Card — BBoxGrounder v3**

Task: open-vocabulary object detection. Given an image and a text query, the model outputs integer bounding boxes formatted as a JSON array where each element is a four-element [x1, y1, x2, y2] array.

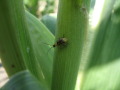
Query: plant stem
[[52, 0, 91, 90], [0, 0, 40, 80], [0, 0, 27, 76]]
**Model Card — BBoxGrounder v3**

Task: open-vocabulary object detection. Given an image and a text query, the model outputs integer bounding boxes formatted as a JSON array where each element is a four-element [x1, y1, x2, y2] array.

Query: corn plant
[[0, 0, 120, 90]]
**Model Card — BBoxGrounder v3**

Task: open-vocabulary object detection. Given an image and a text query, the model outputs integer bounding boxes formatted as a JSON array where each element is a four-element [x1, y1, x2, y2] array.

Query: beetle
[[43, 35, 68, 54], [53, 37, 68, 48]]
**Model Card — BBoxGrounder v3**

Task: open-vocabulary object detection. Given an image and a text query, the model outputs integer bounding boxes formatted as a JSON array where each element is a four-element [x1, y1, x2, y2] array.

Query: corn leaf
[[1, 71, 48, 90], [25, 11, 54, 87], [81, 0, 120, 89]]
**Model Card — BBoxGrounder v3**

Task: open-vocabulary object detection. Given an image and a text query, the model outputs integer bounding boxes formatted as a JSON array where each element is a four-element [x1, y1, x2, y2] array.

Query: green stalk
[[0, 0, 43, 83], [52, 0, 91, 90], [0, 0, 26, 76]]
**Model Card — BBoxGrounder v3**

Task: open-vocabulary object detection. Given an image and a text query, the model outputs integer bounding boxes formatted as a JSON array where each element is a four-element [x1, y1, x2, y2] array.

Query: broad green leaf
[[1, 70, 48, 90], [26, 11, 54, 87], [81, 0, 120, 89], [82, 58, 120, 90]]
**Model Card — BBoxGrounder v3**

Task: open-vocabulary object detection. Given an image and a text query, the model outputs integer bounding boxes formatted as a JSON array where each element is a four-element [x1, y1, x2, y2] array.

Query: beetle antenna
[[42, 42, 52, 47], [47, 46, 53, 55]]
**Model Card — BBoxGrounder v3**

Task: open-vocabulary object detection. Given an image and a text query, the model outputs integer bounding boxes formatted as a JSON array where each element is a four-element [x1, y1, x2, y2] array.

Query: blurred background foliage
[[24, 0, 57, 17]]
